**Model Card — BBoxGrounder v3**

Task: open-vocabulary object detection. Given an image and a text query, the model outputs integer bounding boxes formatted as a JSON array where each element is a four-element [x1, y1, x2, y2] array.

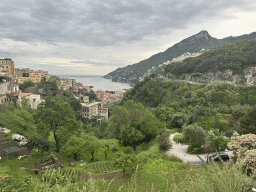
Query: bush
[[123, 146, 134, 154], [187, 144, 204, 154], [113, 153, 137, 175], [5, 132, 10, 136], [168, 128, 179, 134], [157, 129, 172, 152], [173, 134, 185, 143], [111, 145, 117, 151], [183, 124, 206, 146], [210, 136, 230, 151]]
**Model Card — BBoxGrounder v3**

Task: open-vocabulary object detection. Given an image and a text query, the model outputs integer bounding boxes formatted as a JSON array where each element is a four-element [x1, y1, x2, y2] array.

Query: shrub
[[173, 134, 185, 143], [183, 124, 206, 146], [5, 132, 10, 136], [228, 134, 256, 174], [157, 129, 172, 152], [27, 135, 50, 153], [168, 113, 188, 128], [211, 136, 230, 151], [123, 146, 134, 154], [111, 145, 117, 151], [168, 128, 179, 134], [187, 144, 204, 154], [113, 153, 137, 175]]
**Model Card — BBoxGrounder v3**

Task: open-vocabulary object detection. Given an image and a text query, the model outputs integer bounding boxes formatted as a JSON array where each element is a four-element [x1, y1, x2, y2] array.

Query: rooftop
[[81, 102, 102, 107]]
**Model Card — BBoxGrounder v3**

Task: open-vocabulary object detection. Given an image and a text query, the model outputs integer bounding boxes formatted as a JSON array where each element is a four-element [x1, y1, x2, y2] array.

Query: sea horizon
[[53, 74, 132, 91]]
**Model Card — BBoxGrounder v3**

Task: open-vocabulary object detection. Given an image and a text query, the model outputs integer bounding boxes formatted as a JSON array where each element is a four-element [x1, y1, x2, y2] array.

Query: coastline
[[54, 74, 132, 91]]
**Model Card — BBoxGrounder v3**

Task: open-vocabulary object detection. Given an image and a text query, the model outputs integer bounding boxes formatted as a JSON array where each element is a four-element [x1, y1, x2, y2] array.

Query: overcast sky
[[0, 0, 256, 76]]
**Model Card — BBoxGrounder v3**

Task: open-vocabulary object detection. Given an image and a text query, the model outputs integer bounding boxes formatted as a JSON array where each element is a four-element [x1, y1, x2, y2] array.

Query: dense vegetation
[[2, 64, 256, 191], [164, 39, 256, 76]]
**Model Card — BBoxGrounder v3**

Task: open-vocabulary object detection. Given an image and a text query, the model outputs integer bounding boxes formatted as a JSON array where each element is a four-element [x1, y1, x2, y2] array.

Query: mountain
[[104, 30, 256, 83]]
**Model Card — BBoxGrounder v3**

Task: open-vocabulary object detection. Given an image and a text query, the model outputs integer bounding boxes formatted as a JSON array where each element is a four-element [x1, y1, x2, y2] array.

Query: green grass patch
[[143, 159, 189, 172]]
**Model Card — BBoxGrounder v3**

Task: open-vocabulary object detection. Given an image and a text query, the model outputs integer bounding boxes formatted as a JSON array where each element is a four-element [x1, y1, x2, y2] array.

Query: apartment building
[[80, 102, 108, 122], [13, 77, 41, 84], [0, 58, 15, 78], [15, 68, 48, 82]]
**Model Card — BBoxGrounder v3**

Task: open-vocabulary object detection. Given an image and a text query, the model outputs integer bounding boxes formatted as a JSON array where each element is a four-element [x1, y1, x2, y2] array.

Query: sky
[[0, 0, 256, 76]]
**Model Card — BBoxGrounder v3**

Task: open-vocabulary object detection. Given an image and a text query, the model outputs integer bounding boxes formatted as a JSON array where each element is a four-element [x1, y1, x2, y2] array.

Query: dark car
[[209, 153, 230, 162]]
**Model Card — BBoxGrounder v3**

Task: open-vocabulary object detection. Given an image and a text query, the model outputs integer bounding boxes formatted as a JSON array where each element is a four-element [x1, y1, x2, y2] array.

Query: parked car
[[209, 153, 230, 162]]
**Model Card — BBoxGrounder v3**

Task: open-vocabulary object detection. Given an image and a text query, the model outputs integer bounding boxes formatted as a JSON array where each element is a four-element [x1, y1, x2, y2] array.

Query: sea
[[55, 74, 132, 91]]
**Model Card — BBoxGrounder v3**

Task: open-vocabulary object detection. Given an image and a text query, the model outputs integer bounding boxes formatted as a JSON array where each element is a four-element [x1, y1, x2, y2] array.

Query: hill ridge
[[104, 30, 256, 84]]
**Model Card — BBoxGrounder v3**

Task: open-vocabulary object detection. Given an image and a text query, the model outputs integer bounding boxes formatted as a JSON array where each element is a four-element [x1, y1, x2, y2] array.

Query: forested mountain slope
[[104, 30, 256, 83], [164, 39, 256, 77]]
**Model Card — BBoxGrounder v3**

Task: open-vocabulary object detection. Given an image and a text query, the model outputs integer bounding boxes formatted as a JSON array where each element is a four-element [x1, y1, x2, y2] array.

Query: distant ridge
[[104, 30, 256, 83]]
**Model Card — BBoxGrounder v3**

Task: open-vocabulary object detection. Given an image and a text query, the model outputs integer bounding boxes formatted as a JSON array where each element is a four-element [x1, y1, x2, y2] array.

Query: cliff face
[[183, 67, 256, 85]]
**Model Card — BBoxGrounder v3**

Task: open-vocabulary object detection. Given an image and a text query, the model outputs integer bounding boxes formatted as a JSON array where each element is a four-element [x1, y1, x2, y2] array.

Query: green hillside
[[104, 30, 256, 83], [164, 39, 256, 76]]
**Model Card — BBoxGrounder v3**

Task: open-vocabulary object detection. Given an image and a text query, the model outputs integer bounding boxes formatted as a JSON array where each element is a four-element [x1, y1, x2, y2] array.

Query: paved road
[[166, 133, 234, 166]]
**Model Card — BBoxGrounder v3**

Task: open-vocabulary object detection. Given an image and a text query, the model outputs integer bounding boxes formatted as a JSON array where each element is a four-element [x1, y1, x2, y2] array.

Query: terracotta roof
[[20, 93, 33, 97]]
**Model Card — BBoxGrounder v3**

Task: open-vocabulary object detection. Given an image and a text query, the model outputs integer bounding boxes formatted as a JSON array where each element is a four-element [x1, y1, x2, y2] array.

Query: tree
[[19, 80, 35, 92], [183, 124, 206, 147], [35, 94, 81, 152], [108, 105, 131, 143], [168, 112, 188, 128], [27, 135, 50, 153], [60, 90, 82, 120], [156, 129, 172, 152], [82, 134, 102, 160], [109, 100, 162, 150], [37, 76, 60, 96], [84, 90, 99, 102], [204, 141, 215, 162], [120, 125, 144, 151], [0, 105, 37, 138], [61, 135, 85, 161], [239, 105, 256, 135]]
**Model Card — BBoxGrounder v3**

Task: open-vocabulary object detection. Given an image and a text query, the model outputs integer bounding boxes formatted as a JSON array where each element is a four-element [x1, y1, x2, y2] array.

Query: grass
[[1, 136, 254, 192], [1, 153, 255, 192]]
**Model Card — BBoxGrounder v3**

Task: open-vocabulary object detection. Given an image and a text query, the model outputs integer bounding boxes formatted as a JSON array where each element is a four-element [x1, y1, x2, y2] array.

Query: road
[[166, 133, 234, 166]]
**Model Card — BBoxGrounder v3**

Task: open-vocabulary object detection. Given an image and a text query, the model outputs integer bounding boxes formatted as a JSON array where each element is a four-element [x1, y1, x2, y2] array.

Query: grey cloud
[[0, 0, 255, 46]]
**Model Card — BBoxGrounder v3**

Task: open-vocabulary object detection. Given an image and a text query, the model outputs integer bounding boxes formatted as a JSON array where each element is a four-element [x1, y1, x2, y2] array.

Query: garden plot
[[93, 161, 118, 174]]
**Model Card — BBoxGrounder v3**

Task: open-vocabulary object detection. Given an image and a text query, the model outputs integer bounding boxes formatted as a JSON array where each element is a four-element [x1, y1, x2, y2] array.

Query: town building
[[15, 68, 48, 82], [0, 58, 15, 78], [8, 92, 44, 109], [80, 102, 108, 122], [13, 77, 41, 84], [19, 92, 44, 109], [95, 90, 106, 101]]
